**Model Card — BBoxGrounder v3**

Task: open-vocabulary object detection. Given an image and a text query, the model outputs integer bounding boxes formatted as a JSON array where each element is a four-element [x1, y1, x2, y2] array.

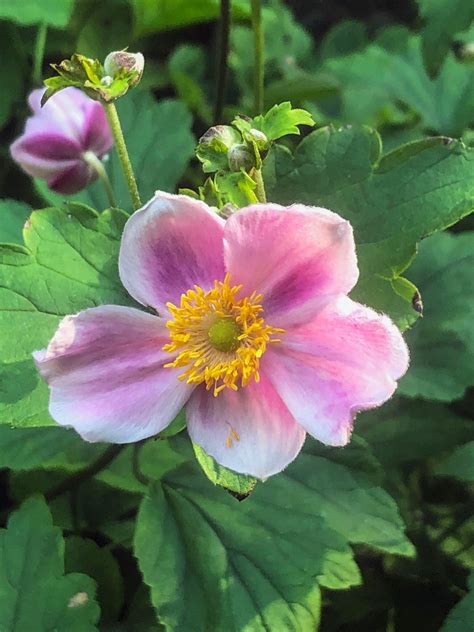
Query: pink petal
[[224, 204, 358, 327], [10, 133, 81, 180], [263, 296, 409, 445], [119, 192, 225, 314], [186, 376, 306, 479], [82, 101, 113, 157], [33, 305, 193, 443], [47, 162, 94, 195], [26, 88, 86, 139]]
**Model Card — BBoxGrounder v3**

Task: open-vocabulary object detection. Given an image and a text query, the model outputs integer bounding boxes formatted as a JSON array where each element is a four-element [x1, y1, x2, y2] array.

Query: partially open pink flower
[[34, 192, 409, 479], [10, 88, 113, 194]]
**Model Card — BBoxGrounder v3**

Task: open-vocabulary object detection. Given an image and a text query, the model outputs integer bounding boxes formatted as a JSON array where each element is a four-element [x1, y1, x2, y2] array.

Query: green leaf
[[131, 0, 250, 37], [215, 170, 258, 207], [135, 442, 412, 630], [36, 92, 196, 212], [192, 443, 257, 495], [0, 425, 104, 471], [0, 200, 31, 244], [134, 465, 357, 632], [416, 0, 474, 75], [264, 126, 474, 328], [435, 441, 474, 482], [319, 19, 368, 60], [252, 102, 315, 141], [0, 203, 134, 428], [440, 571, 474, 632], [0, 0, 74, 27], [168, 45, 212, 124], [358, 399, 474, 469], [399, 232, 474, 401], [158, 409, 187, 438], [285, 447, 414, 556], [0, 497, 100, 630], [75, 0, 133, 60], [65, 537, 124, 623], [325, 35, 474, 135]]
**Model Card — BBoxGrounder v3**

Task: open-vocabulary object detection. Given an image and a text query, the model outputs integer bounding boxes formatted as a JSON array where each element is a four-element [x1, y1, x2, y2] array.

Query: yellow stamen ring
[[163, 273, 283, 396]]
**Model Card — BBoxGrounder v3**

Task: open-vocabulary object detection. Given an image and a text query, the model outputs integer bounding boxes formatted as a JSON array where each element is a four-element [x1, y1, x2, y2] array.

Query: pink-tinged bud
[[103, 51, 144, 87], [10, 87, 113, 195]]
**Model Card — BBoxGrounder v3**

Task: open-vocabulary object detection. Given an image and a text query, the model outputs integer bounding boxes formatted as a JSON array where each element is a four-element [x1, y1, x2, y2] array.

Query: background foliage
[[0, 0, 473, 630]]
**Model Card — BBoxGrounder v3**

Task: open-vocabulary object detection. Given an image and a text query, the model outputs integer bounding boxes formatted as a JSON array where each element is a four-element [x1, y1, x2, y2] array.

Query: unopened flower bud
[[248, 128, 268, 146], [228, 143, 255, 172], [104, 51, 144, 86]]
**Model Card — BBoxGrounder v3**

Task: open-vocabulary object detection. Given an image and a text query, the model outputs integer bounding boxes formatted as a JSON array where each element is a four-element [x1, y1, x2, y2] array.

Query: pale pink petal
[[119, 192, 225, 314], [263, 296, 409, 445], [186, 376, 306, 479], [224, 204, 358, 327], [33, 305, 194, 443], [26, 88, 86, 139]]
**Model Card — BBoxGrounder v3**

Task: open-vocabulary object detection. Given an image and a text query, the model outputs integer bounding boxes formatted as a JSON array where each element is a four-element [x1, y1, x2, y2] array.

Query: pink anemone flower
[[10, 87, 113, 195], [33, 192, 409, 479]]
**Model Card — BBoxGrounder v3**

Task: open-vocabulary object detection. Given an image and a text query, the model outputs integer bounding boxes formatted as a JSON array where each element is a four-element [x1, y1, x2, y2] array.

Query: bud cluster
[[43, 50, 144, 105], [189, 102, 314, 209]]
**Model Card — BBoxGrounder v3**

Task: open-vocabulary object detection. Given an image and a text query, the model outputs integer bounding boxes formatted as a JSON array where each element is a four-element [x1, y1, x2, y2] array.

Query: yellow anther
[[163, 274, 283, 395]]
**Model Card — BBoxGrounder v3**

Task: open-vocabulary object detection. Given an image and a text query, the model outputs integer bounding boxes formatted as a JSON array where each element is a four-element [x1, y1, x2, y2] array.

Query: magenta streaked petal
[[47, 162, 94, 195], [186, 376, 306, 479], [119, 192, 225, 314], [263, 296, 409, 446], [33, 305, 194, 443], [82, 102, 113, 157], [10, 140, 78, 181], [11, 132, 82, 160], [224, 204, 358, 327]]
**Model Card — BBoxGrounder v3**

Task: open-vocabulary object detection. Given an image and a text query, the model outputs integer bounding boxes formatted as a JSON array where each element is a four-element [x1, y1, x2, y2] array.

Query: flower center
[[163, 273, 283, 396], [207, 317, 241, 352]]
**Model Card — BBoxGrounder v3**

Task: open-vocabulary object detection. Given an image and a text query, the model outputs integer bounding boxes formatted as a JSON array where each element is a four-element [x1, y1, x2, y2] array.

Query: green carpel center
[[208, 317, 241, 352]]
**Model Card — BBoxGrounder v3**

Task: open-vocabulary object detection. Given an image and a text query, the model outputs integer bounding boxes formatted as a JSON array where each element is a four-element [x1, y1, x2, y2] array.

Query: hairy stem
[[253, 168, 266, 203], [250, 0, 264, 114], [214, 0, 231, 123], [82, 150, 117, 208], [104, 102, 141, 210]]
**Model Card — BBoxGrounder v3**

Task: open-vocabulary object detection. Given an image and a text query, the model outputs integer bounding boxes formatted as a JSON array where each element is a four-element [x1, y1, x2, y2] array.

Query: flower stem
[[104, 102, 141, 210], [214, 0, 231, 124], [253, 168, 266, 203], [33, 22, 47, 85], [45, 444, 125, 503], [250, 0, 264, 115], [82, 150, 117, 208]]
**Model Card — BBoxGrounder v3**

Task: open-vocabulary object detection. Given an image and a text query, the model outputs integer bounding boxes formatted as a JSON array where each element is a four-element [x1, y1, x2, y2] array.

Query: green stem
[[250, 0, 264, 114], [214, 0, 231, 123], [82, 150, 117, 208], [33, 22, 47, 85], [104, 102, 141, 210], [253, 168, 266, 203], [45, 445, 124, 503]]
